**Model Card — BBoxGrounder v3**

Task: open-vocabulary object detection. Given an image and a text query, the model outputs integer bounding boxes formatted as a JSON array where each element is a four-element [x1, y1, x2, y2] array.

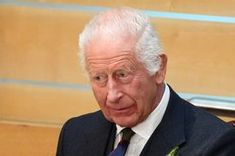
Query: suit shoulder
[[175, 98, 235, 154], [57, 111, 115, 155], [62, 110, 109, 131], [181, 100, 235, 144], [59, 110, 113, 144], [183, 101, 231, 130]]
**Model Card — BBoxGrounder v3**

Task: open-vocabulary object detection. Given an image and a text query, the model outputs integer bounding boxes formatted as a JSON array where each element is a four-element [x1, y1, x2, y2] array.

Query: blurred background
[[0, 0, 235, 155]]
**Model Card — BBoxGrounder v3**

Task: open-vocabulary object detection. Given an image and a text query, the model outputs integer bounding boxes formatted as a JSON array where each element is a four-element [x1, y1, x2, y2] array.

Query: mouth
[[108, 105, 135, 115]]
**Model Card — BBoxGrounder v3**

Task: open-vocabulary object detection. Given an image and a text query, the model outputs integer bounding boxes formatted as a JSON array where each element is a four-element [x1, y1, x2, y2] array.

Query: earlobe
[[155, 54, 168, 84]]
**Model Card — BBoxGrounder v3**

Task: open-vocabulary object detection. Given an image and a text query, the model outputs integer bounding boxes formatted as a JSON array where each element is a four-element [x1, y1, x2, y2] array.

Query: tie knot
[[121, 128, 135, 142], [108, 128, 135, 156]]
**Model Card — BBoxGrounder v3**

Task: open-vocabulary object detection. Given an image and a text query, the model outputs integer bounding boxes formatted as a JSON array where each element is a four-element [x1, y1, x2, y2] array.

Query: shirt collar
[[116, 84, 170, 139]]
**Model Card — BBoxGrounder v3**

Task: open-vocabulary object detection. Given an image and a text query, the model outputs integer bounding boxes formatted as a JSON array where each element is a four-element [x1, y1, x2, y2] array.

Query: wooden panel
[[0, 6, 92, 84], [25, 0, 235, 16], [0, 84, 98, 124], [172, 0, 235, 16], [0, 123, 60, 156], [0, 83, 233, 125], [1, 6, 235, 96], [152, 18, 235, 97], [16, 0, 173, 12]]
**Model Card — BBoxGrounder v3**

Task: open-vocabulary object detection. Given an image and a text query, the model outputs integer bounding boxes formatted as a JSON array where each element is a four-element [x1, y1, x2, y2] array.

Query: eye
[[94, 75, 101, 81], [91, 73, 107, 86], [115, 70, 133, 83], [116, 70, 128, 78]]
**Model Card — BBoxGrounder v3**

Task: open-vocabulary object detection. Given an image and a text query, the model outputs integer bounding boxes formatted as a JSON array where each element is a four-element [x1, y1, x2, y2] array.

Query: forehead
[[85, 36, 139, 68]]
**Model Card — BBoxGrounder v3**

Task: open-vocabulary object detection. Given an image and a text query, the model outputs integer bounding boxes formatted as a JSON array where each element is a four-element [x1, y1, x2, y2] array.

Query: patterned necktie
[[108, 128, 135, 156]]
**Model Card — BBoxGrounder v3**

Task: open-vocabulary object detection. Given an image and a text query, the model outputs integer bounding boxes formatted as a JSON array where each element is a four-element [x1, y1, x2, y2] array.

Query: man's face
[[85, 36, 165, 127]]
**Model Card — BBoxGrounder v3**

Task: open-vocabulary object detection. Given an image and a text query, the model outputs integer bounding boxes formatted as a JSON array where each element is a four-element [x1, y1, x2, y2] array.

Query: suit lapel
[[84, 112, 116, 156], [140, 87, 186, 156], [104, 125, 116, 155]]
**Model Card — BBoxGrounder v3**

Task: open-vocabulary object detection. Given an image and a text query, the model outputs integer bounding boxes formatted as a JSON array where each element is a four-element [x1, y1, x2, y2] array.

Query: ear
[[155, 54, 167, 84]]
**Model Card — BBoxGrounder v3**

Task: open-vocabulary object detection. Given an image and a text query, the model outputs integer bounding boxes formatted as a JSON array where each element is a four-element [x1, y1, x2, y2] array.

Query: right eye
[[91, 74, 107, 86], [94, 75, 101, 81]]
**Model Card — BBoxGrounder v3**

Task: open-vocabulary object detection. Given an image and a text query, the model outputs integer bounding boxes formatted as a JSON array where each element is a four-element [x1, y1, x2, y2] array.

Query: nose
[[106, 79, 123, 104]]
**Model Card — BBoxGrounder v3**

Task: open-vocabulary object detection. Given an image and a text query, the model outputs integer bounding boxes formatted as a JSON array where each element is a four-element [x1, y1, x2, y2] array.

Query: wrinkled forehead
[[84, 34, 137, 60]]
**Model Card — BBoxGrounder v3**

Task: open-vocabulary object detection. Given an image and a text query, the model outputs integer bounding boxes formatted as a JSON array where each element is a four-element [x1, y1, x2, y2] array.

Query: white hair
[[79, 7, 163, 75]]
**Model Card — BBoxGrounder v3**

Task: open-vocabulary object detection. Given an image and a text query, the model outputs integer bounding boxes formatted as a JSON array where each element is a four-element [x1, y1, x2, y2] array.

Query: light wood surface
[[0, 84, 98, 124], [0, 123, 60, 156], [1, 6, 235, 96], [21, 0, 235, 16], [0, 6, 92, 84]]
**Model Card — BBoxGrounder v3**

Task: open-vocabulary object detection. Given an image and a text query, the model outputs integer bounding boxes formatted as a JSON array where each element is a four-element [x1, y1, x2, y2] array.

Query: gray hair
[[79, 7, 163, 75]]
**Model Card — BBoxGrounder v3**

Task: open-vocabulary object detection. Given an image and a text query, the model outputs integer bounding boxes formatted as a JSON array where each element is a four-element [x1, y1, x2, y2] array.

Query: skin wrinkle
[[85, 35, 166, 127], [80, 9, 167, 127], [86, 53, 138, 76]]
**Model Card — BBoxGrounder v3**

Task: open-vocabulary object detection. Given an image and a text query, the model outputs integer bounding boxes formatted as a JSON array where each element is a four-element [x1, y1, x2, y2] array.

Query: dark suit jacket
[[56, 87, 235, 156]]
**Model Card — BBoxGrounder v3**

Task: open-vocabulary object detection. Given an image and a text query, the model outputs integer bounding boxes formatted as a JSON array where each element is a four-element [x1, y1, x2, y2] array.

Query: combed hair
[[79, 7, 163, 75]]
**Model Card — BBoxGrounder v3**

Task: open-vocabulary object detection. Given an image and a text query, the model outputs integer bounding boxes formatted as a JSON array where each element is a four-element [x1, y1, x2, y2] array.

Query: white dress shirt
[[114, 84, 170, 156]]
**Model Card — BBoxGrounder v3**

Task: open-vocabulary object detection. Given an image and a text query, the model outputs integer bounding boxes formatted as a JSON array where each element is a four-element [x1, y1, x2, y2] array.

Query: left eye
[[115, 70, 133, 84], [119, 72, 127, 77], [117, 71, 128, 78]]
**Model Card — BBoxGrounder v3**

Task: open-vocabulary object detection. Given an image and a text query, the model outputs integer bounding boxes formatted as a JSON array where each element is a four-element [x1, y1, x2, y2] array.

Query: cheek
[[122, 82, 145, 113], [92, 85, 107, 106], [129, 78, 157, 110], [127, 78, 148, 100]]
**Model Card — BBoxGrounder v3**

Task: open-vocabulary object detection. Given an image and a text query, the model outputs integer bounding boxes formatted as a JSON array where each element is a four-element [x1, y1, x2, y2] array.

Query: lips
[[108, 105, 135, 115]]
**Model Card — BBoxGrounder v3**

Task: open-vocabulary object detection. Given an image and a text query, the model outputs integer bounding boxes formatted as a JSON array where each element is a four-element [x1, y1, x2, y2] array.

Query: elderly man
[[56, 7, 235, 156]]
